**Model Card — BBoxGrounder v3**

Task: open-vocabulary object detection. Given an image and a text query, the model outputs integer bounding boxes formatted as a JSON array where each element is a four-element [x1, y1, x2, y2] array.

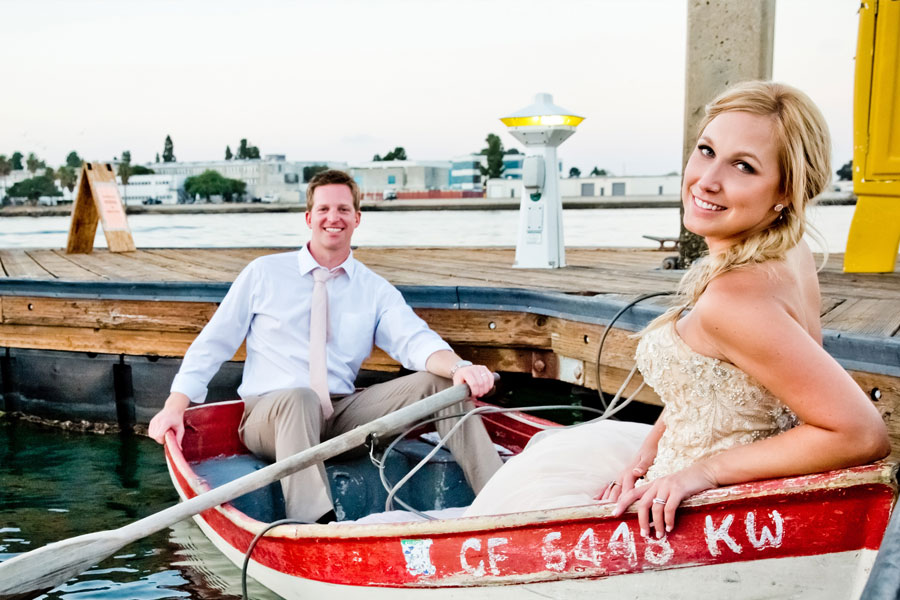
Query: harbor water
[[0, 204, 860, 252], [0, 419, 280, 600]]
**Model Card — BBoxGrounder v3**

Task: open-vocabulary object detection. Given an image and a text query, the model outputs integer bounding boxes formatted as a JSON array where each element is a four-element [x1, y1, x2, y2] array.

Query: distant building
[[349, 161, 451, 196], [147, 156, 346, 203], [449, 155, 482, 190], [449, 153, 526, 190], [486, 174, 682, 199], [118, 174, 179, 205]]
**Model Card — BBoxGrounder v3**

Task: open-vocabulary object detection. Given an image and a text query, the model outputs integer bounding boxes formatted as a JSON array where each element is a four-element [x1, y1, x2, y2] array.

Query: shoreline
[[0, 192, 854, 218]]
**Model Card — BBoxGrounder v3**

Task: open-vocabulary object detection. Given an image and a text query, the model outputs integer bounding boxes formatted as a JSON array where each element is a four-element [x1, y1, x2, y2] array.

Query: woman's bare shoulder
[[701, 261, 785, 307], [693, 260, 801, 351]]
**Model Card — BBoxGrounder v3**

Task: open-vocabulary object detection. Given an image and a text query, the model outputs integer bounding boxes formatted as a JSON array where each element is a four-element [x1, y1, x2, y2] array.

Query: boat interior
[[180, 398, 551, 524]]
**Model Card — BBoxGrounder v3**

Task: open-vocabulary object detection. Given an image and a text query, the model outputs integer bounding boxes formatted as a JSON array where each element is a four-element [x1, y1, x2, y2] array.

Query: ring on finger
[[652, 497, 666, 505]]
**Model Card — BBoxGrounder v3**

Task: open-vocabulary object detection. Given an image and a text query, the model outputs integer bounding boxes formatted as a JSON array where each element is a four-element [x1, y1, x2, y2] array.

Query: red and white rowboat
[[165, 400, 897, 599]]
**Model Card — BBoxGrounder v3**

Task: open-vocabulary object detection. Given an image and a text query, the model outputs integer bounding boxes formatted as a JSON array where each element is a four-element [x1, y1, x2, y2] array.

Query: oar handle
[[123, 380, 478, 540]]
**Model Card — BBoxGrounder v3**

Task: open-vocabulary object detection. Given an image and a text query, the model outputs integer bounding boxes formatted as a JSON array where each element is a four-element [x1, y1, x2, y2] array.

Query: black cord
[[242, 518, 310, 600], [595, 291, 674, 403]]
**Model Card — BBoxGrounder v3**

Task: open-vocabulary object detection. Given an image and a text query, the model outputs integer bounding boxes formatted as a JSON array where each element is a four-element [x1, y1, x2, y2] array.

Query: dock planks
[[0, 247, 897, 337]]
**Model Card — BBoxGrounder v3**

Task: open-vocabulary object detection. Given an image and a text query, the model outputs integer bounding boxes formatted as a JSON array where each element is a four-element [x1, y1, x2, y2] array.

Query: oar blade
[[0, 529, 129, 598]]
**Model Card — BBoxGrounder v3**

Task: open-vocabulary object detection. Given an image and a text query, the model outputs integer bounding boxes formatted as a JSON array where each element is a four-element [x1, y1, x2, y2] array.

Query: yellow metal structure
[[845, 0, 900, 273], [500, 115, 585, 128]]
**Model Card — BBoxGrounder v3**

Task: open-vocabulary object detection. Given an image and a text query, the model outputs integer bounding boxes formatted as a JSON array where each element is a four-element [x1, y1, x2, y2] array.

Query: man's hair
[[306, 169, 360, 212]]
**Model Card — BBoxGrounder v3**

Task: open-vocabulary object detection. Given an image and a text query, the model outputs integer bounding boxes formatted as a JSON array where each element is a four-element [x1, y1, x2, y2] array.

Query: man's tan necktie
[[309, 268, 337, 419]]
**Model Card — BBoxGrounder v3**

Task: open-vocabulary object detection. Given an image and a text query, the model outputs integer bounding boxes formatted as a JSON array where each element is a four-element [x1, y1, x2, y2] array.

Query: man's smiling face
[[306, 183, 361, 258]]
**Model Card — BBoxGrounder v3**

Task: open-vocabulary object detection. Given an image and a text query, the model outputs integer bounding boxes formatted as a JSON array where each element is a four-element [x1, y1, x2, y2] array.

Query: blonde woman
[[465, 81, 889, 537]]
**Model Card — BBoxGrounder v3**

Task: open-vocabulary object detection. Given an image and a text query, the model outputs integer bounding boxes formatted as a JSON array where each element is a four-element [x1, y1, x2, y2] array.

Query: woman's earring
[[773, 203, 784, 212]]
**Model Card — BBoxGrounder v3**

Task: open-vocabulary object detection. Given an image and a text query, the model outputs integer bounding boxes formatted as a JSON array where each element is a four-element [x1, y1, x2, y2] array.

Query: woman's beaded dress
[[465, 320, 796, 517], [639, 321, 797, 481]]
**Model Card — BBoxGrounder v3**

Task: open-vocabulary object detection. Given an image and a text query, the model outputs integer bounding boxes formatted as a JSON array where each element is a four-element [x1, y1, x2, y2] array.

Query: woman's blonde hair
[[647, 80, 832, 330]]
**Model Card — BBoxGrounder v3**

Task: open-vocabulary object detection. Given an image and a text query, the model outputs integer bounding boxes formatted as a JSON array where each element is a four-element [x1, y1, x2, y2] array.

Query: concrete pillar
[[679, 0, 776, 266]]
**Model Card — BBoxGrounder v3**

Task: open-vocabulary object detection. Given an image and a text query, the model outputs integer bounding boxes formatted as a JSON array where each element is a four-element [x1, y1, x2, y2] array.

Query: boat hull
[[165, 401, 896, 598]]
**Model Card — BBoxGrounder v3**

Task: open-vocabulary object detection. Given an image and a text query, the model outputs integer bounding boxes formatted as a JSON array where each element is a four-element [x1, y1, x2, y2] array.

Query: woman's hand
[[612, 462, 719, 538], [599, 450, 656, 503], [600, 415, 667, 504]]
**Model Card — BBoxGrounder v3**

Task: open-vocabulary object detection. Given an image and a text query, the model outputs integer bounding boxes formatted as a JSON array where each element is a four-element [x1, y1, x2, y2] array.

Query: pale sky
[[2, 0, 857, 176]]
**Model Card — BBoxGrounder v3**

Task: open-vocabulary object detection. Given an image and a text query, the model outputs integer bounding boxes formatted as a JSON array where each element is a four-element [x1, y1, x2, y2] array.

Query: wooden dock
[[1, 247, 898, 337], [0, 247, 897, 443]]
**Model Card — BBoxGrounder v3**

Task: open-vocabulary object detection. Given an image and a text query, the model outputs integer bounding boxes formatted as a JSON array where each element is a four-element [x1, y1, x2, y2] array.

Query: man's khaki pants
[[239, 372, 503, 522]]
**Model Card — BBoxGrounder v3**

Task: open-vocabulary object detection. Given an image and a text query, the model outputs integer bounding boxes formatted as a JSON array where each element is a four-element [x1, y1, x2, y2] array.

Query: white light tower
[[501, 93, 584, 269]]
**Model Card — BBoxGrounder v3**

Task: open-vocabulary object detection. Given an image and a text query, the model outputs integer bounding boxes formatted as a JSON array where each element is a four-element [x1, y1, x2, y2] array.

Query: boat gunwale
[[165, 402, 899, 542]]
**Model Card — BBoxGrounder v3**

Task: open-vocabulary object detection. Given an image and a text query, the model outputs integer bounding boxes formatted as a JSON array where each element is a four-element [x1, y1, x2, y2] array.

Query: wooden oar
[[0, 381, 481, 598]]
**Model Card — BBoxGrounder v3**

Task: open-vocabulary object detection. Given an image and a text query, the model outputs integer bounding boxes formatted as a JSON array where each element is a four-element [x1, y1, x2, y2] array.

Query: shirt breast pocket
[[337, 312, 376, 355]]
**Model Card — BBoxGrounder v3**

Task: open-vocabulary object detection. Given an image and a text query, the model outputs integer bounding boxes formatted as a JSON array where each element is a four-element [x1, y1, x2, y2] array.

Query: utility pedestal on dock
[[67, 162, 136, 254], [502, 94, 583, 269]]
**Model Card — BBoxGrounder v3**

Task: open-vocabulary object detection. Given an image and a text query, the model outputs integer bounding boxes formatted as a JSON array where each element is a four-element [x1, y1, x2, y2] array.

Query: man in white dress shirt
[[148, 170, 502, 523]]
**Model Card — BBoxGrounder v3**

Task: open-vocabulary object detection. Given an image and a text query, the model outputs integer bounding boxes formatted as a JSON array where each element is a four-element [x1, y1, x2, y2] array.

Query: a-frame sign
[[66, 162, 136, 253]]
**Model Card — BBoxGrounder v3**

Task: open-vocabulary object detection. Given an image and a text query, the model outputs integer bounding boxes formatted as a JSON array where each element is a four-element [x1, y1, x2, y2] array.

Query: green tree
[[837, 160, 852, 181], [7, 175, 62, 205], [184, 170, 246, 202], [162, 135, 175, 162], [26, 152, 46, 174], [478, 134, 505, 180], [303, 164, 329, 182], [372, 154, 382, 161], [382, 147, 407, 161], [225, 145, 233, 160], [506, 148, 521, 155], [131, 165, 155, 175], [65, 151, 83, 168], [223, 177, 247, 202], [155, 152, 160, 163], [57, 165, 78, 193], [118, 151, 133, 185], [569, 167, 581, 178], [590, 166, 608, 176], [11, 151, 24, 170], [237, 138, 261, 159]]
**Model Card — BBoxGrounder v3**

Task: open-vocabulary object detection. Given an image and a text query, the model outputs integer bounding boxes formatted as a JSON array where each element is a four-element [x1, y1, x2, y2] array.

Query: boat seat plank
[[191, 441, 474, 524]]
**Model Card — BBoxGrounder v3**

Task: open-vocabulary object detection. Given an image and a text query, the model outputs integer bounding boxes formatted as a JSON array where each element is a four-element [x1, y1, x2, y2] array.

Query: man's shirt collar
[[298, 243, 355, 279]]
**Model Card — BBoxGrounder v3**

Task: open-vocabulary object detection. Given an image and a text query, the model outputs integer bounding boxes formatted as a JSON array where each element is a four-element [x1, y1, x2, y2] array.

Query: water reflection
[[0, 420, 275, 600]]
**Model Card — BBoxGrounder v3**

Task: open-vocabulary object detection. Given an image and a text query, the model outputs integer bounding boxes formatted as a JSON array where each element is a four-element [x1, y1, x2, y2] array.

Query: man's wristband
[[449, 360, 473, 378]]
